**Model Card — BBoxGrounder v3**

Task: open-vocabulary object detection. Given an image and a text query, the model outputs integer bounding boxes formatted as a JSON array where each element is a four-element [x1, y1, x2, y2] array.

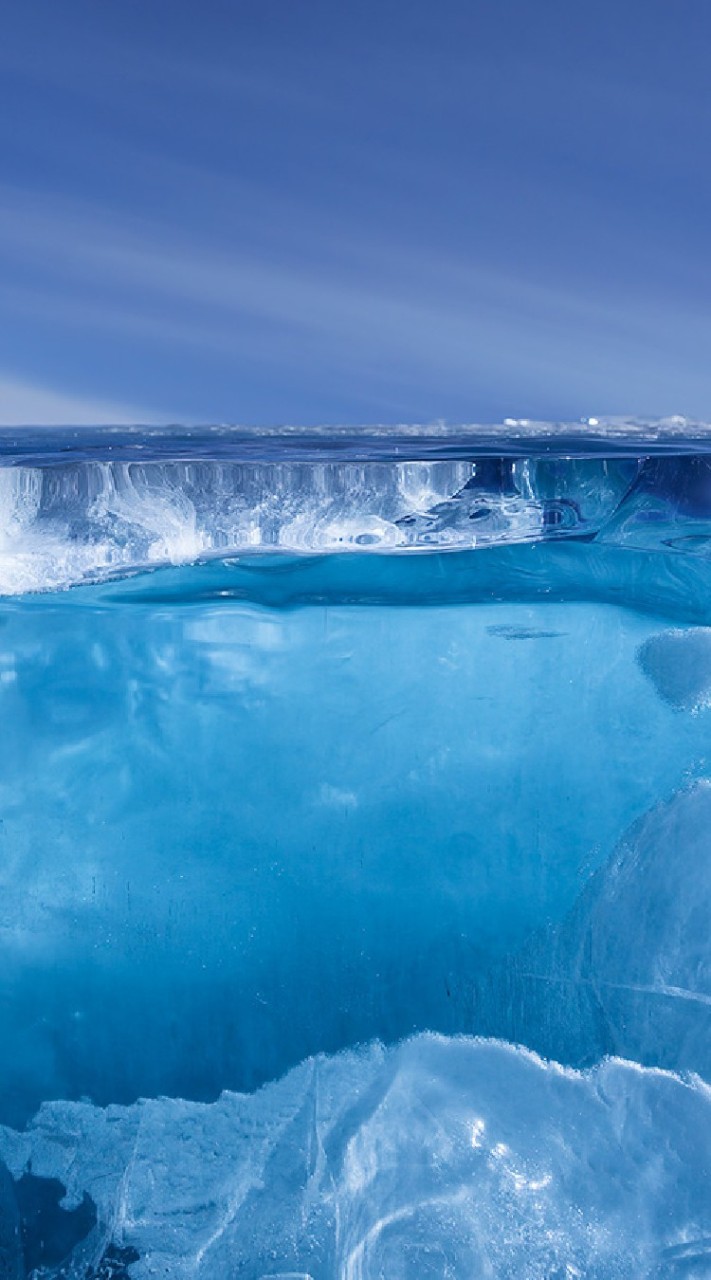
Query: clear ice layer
[[0, 454, 636, 594], [1, 426, 711, 1277]]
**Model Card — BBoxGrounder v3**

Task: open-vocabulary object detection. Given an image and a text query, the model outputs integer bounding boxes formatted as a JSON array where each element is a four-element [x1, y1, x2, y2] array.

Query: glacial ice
[[1, 1035, 710, 1279], [0, 454, 640, 594]]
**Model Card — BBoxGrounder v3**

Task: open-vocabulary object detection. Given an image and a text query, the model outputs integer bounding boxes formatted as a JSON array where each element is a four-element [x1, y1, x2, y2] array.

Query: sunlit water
[[0, 429, 710, 1278]]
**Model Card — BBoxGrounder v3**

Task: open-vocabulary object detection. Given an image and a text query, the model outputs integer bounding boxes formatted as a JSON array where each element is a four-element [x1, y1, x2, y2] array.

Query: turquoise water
[[0, 436, 710, 1277]]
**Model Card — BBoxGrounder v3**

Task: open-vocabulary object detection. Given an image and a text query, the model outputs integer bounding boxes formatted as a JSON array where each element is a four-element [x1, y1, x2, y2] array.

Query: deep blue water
[[0, 433, 710, 1277]]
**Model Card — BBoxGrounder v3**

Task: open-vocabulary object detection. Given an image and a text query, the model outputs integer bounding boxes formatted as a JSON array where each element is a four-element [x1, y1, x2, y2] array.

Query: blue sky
[[1, 0, 710, 425]]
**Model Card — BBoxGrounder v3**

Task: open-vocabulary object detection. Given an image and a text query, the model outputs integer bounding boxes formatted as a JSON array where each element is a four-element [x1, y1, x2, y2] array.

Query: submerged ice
[[474, 779, 711, 1078], [0, 453, 642, 593], [2, 1036, 711, 1279], [2, 439, 711, 1276]]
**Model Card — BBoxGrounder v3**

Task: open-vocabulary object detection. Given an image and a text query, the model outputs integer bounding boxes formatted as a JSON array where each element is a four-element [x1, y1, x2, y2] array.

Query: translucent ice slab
[[1, 418, 711, 595]]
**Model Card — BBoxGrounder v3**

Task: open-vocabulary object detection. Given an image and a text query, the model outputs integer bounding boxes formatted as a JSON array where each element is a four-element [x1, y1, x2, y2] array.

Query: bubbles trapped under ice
[[1, 426, 711, 1277]]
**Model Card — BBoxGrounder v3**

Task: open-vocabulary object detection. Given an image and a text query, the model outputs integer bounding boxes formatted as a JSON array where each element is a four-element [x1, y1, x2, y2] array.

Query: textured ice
[[595, 454, 711, 556], [1, 1035, 710, 1279], [2, 435, 711, 596], [0, 454, 644, 594]]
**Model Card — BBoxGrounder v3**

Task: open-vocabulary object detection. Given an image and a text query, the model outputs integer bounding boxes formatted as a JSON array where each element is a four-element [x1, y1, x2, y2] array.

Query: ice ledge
[[2, 443, 711, 595], [0, 453, 641, 595]]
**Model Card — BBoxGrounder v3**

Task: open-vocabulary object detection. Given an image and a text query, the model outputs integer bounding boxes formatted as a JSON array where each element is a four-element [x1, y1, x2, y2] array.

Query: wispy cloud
[[1, 2, 709, 421], [1, 184, 710, 412]]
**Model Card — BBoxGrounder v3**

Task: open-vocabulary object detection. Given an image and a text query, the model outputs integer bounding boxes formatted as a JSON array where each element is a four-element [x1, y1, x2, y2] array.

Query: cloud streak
[[1, 1, 710, 421], [1, 184, 710, 422]]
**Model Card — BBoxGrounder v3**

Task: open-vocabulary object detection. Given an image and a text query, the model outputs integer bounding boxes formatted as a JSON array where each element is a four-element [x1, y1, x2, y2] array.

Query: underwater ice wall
[[2, 443, 711, 593], [1, 427, 710, 1277], [0, 453, 639, 593]]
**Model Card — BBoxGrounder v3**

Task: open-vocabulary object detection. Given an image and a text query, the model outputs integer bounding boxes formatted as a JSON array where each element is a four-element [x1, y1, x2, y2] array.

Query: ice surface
[[1, 1035, 709, 1279], [1, 418, 708, 468], [3, 447, 711, 597], [596, 454, 711, 556]]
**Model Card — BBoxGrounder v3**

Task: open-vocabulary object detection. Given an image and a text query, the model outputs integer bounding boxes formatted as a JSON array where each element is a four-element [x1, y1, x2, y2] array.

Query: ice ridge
[[4, 447, 711, 595], [0, 455, 640, 594], [1, 1035, 709, 1279]]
